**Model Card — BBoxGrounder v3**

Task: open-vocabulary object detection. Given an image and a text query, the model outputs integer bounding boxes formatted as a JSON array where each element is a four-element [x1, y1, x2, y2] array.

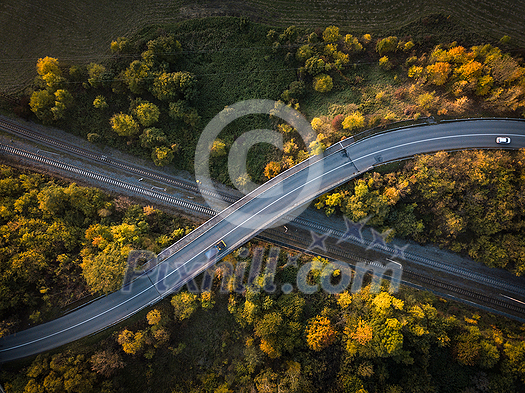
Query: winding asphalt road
[[1, 119, 525, 362]]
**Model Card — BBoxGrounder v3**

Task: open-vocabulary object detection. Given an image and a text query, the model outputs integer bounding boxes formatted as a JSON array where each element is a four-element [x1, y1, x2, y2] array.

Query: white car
[[496, 137, 511, 144]]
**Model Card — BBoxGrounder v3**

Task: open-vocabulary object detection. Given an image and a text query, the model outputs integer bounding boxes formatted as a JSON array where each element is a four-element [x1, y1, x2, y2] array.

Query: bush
[[342, 111, 365, 131], [376, 36, 398, 56], [93, 95, 108, 109], [87, 133, 101, 143], [417, 92, 436, 111], [311, 117, 323, 131], [152, 146, 174, 166], [305, 56, 327, 76], [379, 56, 393, 70], [322, 26, 341, 43], [331, 114, 344, 131]]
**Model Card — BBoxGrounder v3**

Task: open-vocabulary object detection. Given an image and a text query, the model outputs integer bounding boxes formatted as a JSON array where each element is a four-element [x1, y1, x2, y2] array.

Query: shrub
[[408, 65, 424, 79], [93, 95, 108, 109], [331, 114, 344, 131], [376, 36, 398, 56], [87, 133, 101, 143], [417, 92, 436, 111], [342, 111, 365, 131], [152, 146, 174, 166], [404, 41, 415, 51], [323, 26, 341, 43], [379, 56, 393, 70], [264, 161, 281, 179], [311, 117, 324, 131]]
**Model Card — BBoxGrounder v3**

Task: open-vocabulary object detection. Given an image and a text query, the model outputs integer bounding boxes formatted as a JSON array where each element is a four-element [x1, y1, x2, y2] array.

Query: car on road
[[496, 136, 511, 144], [215, 240, 227, 252], [205, 240, 227, 261]]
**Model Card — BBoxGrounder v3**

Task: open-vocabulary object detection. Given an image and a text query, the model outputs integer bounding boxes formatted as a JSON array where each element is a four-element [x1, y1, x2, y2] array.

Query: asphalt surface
[[1, 119, 525, 362]]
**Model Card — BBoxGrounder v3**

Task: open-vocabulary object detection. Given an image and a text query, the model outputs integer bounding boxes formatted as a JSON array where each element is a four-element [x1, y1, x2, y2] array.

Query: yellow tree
[[342, 111, 365, 131], [306, 316, 337, 351], [323, 26, 341, 43], [146, 309, 162, 325], [110, 113, 140, 137], [264, 161, 281, 179], [426, 62, 451, 85], [36, 56, 61, 77], [117, 329, 146, 355]]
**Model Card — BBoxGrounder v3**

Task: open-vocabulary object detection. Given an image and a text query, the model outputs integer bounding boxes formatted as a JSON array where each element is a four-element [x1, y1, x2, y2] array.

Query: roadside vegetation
[[0, 165, 195, 334], [2, 10, 525, 393], [2, 236, 525, 392], [315, 150, 525, 276], [14, 16, 525, 276]]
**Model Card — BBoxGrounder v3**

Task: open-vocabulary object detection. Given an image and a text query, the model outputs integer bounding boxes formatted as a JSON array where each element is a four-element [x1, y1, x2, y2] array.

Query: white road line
[[352, 133, 525, 165], [0, 157, 354, 353]]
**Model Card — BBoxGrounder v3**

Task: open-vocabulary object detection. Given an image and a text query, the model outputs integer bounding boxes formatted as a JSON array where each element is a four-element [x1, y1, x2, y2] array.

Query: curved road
[[1, 119, 525, 362]]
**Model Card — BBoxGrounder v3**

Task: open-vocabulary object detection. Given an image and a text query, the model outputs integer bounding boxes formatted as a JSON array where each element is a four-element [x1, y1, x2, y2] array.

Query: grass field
[[1, 0, 525, 94]]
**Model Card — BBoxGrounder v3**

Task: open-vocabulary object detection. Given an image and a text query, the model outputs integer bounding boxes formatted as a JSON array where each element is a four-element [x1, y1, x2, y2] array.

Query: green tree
[[343, 178, 391, 226], [110, 113, 140, 137], [151, 71, 197, 101], [81, 243, 131, 294], [86, 63, 107, 88], [122, 60, 150, 94], [142, 34, 182, 66], [29, 90, 55, 123], [51, 89, 73, 120], [171, 292, 199, 321], [296, 44, 314, 62], [110, 37, 131, 53], [305, 56, 327, 76], [152, 146, 174, 166], [140, 127, 167, 148], [376, 36, 398, 56]]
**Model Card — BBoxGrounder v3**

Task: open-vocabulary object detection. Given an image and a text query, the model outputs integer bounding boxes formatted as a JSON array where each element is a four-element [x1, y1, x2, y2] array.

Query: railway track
[[0, 118, 236, 204], [261, 228, 525, 318], [1, 117, 524, 320]]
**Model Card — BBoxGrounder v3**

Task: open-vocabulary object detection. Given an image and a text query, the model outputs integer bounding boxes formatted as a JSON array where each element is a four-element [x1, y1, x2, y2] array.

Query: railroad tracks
[[1, 117, 524, 320]]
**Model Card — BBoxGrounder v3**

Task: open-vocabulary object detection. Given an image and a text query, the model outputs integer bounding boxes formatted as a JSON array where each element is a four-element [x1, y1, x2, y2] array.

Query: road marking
[[0, 156, 354, 354], [352, 133, 525, 166]]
